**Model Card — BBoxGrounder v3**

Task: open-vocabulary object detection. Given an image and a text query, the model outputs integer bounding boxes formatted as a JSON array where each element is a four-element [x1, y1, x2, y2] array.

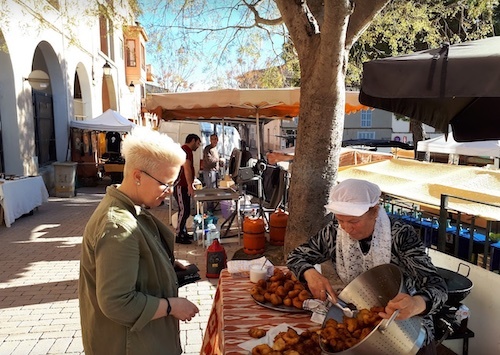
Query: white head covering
[[325, 179, 381, 216], [325, 179, 391, 284]]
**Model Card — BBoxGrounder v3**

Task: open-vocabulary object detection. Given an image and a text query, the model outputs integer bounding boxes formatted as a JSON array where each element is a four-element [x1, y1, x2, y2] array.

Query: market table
[[193, 188, 241, 247], [201, 268, 316, 355], [0, 176, 49, 227]]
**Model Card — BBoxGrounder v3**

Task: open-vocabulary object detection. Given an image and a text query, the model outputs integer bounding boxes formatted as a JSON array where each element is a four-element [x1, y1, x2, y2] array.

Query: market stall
[[69, 109, 135, 184], [0, 176, 49, 227]]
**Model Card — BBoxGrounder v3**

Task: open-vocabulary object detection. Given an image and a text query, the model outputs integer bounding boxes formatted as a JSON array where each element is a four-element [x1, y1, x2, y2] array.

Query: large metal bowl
[[321, 264, 425, 355]]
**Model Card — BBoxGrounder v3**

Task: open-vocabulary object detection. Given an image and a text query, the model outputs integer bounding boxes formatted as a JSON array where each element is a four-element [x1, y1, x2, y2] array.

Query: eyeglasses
[[140, 170, 179, 193]]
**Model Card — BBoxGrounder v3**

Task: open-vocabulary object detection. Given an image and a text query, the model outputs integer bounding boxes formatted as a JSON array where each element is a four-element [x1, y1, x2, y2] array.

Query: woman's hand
[[169, 297, 199, 322], [173, 260, 186, 270], [379, 293, 427, 320], [303, 268, 337, 302]]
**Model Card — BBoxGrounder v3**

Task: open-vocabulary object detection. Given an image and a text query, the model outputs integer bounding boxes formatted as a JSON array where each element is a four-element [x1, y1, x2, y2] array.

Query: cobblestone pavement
[[0, 185, 241, 355]]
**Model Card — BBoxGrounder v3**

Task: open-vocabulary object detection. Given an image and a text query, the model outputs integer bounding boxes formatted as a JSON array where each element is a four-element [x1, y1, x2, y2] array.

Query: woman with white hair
[[79, 127, 199, 355], [287, 179, 448, 354]]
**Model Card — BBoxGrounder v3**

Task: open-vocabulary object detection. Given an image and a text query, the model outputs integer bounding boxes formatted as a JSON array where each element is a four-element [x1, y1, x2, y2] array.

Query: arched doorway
[[30, 41, 68, 166], [31, 47, 56, 166]]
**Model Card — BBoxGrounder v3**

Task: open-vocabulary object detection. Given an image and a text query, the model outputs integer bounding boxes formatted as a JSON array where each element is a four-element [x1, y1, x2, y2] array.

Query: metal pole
[[438, 194, 449, 252], [256, 111, 261, 159]]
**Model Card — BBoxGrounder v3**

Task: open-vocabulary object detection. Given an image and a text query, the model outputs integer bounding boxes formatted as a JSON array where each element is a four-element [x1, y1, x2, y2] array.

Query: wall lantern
[[24, 70, 50, 91], [103, 61, 112, 76], [128, 81, 135, 93]]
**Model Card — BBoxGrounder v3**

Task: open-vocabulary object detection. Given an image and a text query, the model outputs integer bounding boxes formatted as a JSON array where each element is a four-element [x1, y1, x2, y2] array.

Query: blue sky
[[138, 0, 286, 90]]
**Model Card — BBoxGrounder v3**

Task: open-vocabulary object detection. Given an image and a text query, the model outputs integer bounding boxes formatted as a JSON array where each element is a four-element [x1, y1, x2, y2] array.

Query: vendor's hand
[[170, 297, 199, 322], [188, 185, 194, 196], [303, 268, 337, 302], [379, 293, 426, 320]]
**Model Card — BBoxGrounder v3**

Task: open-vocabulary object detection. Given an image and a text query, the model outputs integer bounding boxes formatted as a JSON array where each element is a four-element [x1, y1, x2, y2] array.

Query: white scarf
[[335, 208, 392, 284]]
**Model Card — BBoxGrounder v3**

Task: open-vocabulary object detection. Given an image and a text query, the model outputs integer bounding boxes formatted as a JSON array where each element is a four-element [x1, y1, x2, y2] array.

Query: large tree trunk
[[275, 0, 390, 258], [410, 118, 425, 160]]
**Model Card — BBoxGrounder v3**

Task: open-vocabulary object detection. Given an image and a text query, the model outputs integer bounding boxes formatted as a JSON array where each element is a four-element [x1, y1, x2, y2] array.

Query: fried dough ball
[[252, 293, 265, 303], [252, 343, 273, 355], [270, 269, 285, 282], [321, 307, 383, 352], [343, 316, 359, 333], [272, 337, 287, 351], [283, 280, 295, 292], [281, 328, 300, 345], [250, 269, 312, 310], [268, 281, 281, 293], [257, 279, 268, 289], [360, 327, 372, 340], [292, 297, 303, 309], [275, 285, 287, 298], [324, 318, 338, 328], [270, 293, 283, 306], [293, 283, 305, 291], [298, 289, 312, 301], [257, 327, 323, 355], [357, 308, 382, 326], [249, 326, 267, 338], [345, 337, 359, 348]]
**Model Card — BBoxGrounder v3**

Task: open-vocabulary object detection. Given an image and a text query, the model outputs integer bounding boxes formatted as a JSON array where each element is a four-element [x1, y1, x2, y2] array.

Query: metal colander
[[321, 264, 426, 355]]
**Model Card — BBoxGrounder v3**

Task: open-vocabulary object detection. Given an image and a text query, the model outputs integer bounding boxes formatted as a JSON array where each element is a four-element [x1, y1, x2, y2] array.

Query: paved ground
[[0, 185, 241, 355]]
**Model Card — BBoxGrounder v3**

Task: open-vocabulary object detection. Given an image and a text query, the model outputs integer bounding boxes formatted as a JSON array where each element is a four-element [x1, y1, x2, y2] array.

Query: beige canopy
[[146, 88, 369, 121], [146, 88, 370, 157], [338, 159, 500, 221]]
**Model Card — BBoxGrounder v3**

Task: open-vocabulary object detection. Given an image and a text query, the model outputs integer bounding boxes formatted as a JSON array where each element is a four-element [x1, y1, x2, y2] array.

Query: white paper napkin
[[238, 323, 303, 351]]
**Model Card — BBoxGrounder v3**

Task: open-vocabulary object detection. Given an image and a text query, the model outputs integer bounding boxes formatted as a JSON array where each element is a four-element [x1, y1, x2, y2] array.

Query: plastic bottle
[[205, 223, 220, 247]]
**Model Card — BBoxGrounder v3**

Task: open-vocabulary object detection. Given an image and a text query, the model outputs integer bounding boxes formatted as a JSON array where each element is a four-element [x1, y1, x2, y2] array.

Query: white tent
[[70, 109, 135, 133], [417, 135, 500, 158]]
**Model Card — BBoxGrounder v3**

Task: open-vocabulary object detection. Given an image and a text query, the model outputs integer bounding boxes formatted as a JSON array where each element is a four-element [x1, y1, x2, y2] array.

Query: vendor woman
[[286, 179, 448, 354]]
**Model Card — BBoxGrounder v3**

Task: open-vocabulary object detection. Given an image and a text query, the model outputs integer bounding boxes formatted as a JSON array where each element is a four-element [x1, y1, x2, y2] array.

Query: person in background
[[240, 139, 253, 167], [174, 133, 201, 244], [79, 127, 199, 355], [202, 133, 223, 213], [286, 179, 447, 355]]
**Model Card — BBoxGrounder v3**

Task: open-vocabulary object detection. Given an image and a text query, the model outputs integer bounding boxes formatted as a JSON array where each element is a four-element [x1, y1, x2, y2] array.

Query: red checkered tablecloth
[[201, 268, 315, 355]]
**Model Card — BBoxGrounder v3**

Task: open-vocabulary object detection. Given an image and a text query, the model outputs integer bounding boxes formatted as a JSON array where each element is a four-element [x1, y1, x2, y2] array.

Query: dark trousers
[[174, 185, 191, 236]]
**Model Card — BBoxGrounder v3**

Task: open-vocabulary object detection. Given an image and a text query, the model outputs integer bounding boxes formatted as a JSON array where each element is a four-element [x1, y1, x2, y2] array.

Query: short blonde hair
[[121, 126, 186, 176]]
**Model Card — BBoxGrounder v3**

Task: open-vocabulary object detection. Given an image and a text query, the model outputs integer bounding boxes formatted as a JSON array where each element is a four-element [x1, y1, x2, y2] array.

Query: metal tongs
[[326, 291, 359, 318]]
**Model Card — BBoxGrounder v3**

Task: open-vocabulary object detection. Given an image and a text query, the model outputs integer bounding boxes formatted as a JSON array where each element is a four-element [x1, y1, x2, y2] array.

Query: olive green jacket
[[79, 186, 181, 354]]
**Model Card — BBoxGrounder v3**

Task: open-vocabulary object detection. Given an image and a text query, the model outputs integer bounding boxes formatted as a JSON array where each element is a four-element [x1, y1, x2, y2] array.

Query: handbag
[[175, 264, 201, 287]]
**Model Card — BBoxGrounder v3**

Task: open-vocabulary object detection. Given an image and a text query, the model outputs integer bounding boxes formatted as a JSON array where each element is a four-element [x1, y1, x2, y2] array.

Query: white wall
[[429, 250, 500, 354], [0, 0, 137, 176]]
